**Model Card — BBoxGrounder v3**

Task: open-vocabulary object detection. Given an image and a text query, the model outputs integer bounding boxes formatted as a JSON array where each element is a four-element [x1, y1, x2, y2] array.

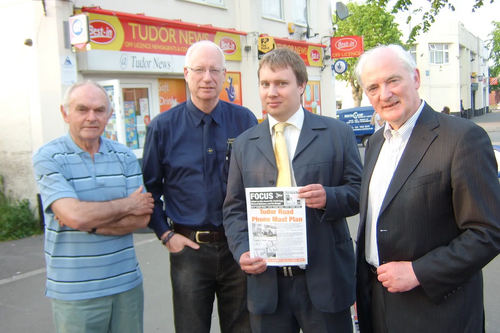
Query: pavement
[[1, 110, 500, 333]]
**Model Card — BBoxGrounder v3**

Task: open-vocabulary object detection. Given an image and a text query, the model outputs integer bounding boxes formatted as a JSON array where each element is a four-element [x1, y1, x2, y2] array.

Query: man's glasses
[[186, 67, 225, 76]]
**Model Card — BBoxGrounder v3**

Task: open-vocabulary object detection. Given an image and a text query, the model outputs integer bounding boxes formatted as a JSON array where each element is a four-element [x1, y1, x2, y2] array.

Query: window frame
[[262, 0, 284, 21], [180, 0, 225, 8], [429, 43, 450, 65], [292, 0, 308, 27]]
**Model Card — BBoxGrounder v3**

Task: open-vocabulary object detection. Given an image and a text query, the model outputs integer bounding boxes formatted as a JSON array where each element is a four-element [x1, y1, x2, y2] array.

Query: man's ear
[[414, 68, 421, 89], [60, 105, 69, 123], [107, 108, 114, 121]]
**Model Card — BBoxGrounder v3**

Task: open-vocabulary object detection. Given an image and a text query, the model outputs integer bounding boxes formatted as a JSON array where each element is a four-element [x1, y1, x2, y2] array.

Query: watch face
[[333, 60, 347, 74]]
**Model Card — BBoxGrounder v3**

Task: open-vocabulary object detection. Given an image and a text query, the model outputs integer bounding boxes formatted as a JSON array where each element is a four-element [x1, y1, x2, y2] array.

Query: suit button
[[444, 296, 447, 300], [269, 180, 275, 185]]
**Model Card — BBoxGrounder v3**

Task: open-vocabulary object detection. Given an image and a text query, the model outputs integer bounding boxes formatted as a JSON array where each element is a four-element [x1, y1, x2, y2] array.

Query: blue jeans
[[170, 241, 250, 333]]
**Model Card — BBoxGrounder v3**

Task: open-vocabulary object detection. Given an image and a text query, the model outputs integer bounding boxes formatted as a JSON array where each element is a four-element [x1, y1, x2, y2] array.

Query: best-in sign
[[331, 36, 364, 59]]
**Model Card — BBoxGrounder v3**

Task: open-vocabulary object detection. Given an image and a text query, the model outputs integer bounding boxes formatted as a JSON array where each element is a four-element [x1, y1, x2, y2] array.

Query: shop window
[[429, 44, 449, 64], [158, 79, 187, 112], [262, 0, 283, 20], [292, 0, 308, 26], [303, 81, 321, 115]]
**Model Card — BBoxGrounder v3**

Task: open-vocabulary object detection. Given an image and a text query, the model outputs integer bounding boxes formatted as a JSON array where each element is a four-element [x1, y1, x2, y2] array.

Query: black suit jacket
[[223, 109, 363, 315], [356, 104, 500, 333]]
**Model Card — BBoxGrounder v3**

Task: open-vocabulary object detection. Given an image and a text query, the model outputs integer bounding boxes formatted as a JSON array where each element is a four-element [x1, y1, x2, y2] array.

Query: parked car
[[336, 106, 375, 146]]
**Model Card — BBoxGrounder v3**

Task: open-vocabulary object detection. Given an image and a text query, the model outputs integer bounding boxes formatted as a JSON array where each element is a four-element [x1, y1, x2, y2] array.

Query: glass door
[[98, 80, 125, 144], [121, 84, 153, 152], [98, 80, 153, 158]]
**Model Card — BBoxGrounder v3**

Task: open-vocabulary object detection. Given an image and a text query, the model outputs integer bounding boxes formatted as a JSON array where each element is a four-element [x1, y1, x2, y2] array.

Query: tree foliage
[[334, 2, 402, 107], [367, 0, 495, 43], [488, 21, 500, 93]]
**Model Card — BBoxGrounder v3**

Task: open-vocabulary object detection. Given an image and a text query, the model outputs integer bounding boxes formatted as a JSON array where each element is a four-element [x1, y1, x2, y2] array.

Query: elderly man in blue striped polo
[[32, 80, 154, 333]]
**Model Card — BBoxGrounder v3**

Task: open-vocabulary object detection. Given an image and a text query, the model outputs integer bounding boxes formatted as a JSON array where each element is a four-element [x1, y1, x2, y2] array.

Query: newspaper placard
[[245, 187, 307, 266]]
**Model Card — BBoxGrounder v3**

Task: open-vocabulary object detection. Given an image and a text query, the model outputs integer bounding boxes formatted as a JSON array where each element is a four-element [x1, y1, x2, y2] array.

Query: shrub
[[0, 176, 41, 241]]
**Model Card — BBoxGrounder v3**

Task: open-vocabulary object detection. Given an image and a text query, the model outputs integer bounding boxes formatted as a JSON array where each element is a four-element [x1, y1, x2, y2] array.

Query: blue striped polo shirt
[[32, 133, 143, 301]]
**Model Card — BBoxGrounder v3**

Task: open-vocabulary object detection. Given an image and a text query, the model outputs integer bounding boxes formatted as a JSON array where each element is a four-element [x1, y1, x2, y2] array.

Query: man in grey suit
[[223, 48, 362, 333], [355, 44, 500, 333]]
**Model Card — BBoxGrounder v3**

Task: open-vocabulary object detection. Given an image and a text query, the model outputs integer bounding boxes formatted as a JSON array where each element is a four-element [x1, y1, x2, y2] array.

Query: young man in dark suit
[[223, 47, 363, 333]]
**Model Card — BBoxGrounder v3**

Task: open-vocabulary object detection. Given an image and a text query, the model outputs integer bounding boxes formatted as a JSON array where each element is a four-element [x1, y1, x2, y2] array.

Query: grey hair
[[184, 40, 226, 68], [355, 44, 417, 88], [62, 80, 112, 114]]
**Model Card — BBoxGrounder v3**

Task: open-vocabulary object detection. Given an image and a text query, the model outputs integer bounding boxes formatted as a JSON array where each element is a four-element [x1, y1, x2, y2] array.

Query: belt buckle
[[283, 267, 293, 277], [195, 231, 210, 243]]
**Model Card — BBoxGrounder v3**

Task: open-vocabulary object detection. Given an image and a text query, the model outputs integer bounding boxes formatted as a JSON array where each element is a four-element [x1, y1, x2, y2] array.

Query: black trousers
[[250, 273, 353, 333]]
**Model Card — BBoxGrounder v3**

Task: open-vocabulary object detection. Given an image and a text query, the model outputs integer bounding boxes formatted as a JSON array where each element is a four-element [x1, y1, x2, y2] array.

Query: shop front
[[75, 7, 246, 158]]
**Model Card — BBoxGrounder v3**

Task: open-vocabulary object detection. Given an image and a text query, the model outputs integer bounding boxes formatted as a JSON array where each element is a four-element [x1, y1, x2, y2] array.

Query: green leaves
[[488, 21, 500, 92], [0, 177, 41, 241], [334, 2, 402, 106], [367, 0, 494, 43]]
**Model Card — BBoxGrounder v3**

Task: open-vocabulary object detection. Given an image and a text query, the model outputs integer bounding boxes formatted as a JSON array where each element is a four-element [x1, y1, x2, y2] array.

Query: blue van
[[336, 106, 375, 146]]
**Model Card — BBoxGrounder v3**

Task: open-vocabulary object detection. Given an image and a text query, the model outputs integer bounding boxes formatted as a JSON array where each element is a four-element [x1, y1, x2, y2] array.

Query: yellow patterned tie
[[274, 123, 292, 187]]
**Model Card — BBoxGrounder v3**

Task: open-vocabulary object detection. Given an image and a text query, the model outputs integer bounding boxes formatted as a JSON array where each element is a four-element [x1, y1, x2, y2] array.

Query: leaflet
[[245, 187, 307, 266]]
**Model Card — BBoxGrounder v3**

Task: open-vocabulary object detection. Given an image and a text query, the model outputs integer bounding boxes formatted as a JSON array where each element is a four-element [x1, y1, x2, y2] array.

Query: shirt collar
[[187, 99, 222, 128], [268, 107, 304, 135], [63, 132, 107, 155], [383, 100, 425, 141]]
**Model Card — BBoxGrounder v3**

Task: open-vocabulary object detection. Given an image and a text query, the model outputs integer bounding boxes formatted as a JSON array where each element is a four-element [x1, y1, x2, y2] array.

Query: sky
[[389, 0, 499, 43]]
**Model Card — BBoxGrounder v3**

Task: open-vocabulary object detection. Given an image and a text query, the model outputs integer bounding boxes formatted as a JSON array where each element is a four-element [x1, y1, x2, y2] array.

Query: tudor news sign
[[331, 36, 364, 59]]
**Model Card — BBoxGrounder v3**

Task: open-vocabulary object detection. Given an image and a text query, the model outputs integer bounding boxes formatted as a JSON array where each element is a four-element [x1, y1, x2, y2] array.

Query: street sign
[[69, 14, 89, 46], [258, 36, 276, 60], [331, 35, 363, 59], [333, 59, 347, 74]]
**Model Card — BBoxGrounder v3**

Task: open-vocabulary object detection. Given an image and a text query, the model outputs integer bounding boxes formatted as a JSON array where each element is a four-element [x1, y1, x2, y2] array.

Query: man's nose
[[86, 110, 98, 121], [202, 69, 212, 81], [268, 84, 278, 96], [380, 85, 393, 100]]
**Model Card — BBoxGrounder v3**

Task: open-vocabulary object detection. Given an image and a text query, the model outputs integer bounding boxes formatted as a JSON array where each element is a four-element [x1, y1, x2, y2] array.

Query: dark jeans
[[170, 241, 250, 333], [250, 274, 353, 333]]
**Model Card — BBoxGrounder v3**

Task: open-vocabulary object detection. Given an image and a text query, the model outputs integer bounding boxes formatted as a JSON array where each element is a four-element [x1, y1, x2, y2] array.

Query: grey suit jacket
[[223, 109, 363, 315], [356, 104, 500, 333]]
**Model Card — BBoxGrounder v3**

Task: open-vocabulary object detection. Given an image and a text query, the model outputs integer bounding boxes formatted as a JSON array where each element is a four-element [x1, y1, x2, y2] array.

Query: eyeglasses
[[186, 67, 224, 76]]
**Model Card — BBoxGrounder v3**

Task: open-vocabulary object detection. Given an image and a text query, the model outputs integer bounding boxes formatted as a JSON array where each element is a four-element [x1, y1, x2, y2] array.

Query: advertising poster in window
[[303, 81, 321, 115], [158, 79, 187, 112], [137, 98, 149, 148], [219, 71, 242, 105], [102, 85, 118, 141], [124, 101, 139, 149]]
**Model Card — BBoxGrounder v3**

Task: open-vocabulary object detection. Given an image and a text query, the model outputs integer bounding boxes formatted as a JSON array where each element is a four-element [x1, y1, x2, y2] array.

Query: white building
[[0, 0, 341, 203], [337, 20, 490, 118]]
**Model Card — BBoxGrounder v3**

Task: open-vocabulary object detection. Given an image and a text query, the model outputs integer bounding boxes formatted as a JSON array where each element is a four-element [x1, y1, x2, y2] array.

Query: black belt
[[276, 266, 305, 277], [173, 224, 226, 243]]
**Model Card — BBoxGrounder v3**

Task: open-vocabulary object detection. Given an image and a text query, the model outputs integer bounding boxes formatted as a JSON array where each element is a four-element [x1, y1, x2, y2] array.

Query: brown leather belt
[[276, 266, 305, 276], [173, 224, 226, 243]]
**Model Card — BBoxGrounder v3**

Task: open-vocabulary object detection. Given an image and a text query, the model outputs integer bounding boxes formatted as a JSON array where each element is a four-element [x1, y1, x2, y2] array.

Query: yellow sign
[[258, 36, 276, 54]]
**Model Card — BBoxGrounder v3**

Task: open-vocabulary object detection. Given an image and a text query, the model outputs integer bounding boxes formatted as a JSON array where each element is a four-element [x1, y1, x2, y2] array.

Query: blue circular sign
[[333, 60, 348, 74]]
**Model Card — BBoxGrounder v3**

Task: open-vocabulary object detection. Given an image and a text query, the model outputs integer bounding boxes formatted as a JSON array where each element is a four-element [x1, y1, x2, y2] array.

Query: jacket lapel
[[379, 104, 439, 215], [358, 130, 385, 239], [249, 119, 276, 168], [293, 109, 325, 160]]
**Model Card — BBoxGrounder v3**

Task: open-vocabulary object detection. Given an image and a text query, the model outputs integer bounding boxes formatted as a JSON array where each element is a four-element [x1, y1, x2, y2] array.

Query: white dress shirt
[[365, 101, 425, 267], [268, 107, 304, 187]]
